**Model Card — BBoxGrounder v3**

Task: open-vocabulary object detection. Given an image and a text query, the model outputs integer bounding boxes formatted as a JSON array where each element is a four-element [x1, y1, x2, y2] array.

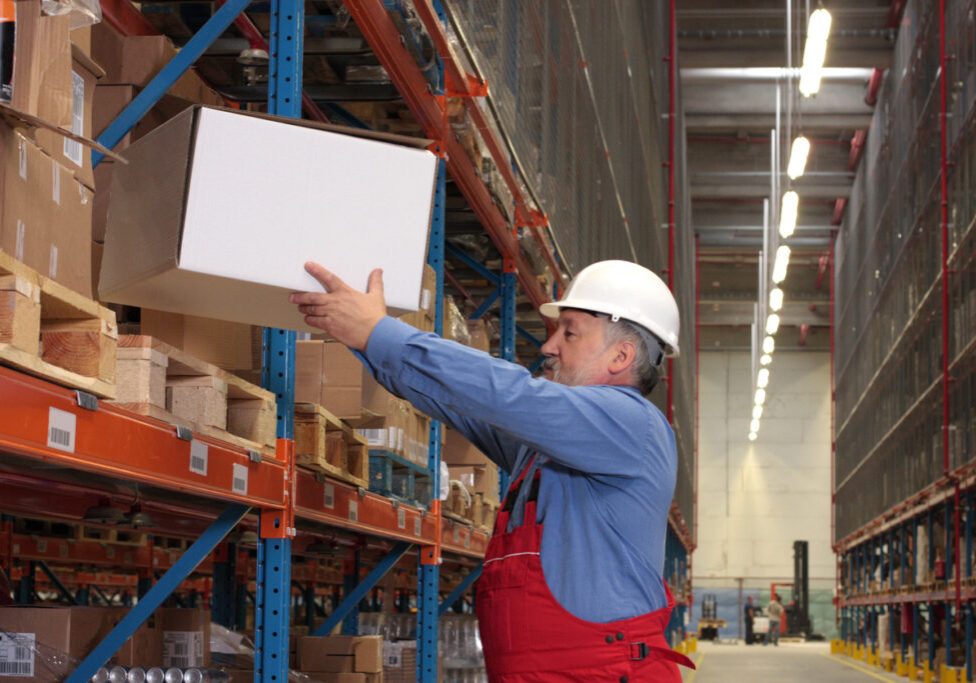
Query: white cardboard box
[[99, 106, 437, 331]]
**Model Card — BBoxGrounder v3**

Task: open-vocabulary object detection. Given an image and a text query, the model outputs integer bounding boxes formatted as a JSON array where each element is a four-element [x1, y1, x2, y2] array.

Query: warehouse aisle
[[681, 642, 904, 682]]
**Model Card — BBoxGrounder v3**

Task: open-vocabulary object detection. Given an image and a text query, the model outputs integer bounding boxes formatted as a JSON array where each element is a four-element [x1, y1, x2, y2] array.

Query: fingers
[[290, 291, 331, 305], [305, 262, 346, 292], [303, 315, 330, 329], [297, 304, 331, 316], [366, 268, 385, 295]]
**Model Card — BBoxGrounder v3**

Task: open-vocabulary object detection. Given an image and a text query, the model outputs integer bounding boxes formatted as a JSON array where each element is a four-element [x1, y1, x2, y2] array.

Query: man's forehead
[[559, 309, 603, 327]]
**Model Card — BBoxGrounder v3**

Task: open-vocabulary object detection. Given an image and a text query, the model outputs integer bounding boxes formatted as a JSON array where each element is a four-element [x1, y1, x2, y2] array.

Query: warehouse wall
[[692, 350, 834, 638]]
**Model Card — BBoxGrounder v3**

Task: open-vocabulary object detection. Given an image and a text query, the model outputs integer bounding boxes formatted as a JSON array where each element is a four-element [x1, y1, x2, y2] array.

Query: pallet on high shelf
[[294, 402, 369, 489], [75, 525, 147, 547], [444, 480, 475, 525], [112, 335, 277, 455], [368, 449, 432, 507], [0, 250, 117, 398], [472, 493, 499, 532]]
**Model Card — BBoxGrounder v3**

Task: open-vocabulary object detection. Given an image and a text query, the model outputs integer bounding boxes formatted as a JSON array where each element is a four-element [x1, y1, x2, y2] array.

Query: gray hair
[[603, 318, 665, 396]]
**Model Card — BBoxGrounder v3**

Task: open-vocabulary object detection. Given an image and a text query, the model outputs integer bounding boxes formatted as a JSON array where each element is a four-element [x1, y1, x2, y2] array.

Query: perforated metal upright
[[255, 0, 304, 678], [417, 157, 447, 683]]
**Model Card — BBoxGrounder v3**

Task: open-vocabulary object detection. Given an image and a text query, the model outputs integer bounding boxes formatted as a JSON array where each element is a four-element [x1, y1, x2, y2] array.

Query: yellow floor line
[[822, 653, 896, 682], [684, 652, 705, 683]]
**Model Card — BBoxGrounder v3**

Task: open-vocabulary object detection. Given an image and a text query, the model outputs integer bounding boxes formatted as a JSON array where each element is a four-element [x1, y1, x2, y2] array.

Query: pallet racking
[[0, 1, 698, 680]]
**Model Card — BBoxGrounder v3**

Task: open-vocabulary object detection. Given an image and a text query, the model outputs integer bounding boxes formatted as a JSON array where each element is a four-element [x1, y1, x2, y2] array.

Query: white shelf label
[[397, 507, 406, 529], [464, 529, 471, 549], [232, 463, 248, 495], [0, 632, 34, 677], [452, 525, 460, 543], [35, 539, 46, 553], [348, 500, 359, 522], [189, 440, 208, 476], [414, 516, 422, 537], [323, 483, 335, 509], [46, 408, 76, 453]]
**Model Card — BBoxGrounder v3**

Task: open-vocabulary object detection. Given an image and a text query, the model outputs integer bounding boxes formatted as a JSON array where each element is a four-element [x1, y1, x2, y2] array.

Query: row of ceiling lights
[[749, 7, 832, 442]]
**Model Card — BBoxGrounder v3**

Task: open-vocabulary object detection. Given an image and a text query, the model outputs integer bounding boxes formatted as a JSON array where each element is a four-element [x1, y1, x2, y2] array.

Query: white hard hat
[[540, 260, 681, 357]]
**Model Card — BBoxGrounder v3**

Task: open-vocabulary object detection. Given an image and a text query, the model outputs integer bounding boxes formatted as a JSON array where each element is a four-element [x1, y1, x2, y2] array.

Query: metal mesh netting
[[834, 0, 976, 540], [444, 1, 696, 536]]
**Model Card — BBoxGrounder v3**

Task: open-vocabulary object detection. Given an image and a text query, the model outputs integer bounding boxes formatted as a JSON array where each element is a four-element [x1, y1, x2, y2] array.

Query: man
[[291, 259, 695, 681], [744, 596, 756, 645], [766, 595, 784, 646]]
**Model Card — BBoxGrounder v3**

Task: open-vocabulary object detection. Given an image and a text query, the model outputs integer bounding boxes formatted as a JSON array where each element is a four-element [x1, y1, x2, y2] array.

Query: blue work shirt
[[362, 317, 678, 623]]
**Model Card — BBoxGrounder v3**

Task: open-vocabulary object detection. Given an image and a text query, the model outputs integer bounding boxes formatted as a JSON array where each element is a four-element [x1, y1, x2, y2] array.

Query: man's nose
[[540, 336, 558, 357]]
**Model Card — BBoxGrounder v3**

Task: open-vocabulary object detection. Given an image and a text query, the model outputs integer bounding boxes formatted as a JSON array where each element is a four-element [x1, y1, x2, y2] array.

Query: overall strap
[[504, 454, 545, 533]]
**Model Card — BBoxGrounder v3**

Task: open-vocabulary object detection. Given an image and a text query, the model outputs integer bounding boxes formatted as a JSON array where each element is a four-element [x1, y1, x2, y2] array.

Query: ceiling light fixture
[[755, 388, 767, 405], [753, 405, 764, 420], [763, 336, 776, 354], [750, 418, 761, 433], [766, 314, 781, 335], [787, 136, 811, 179], [770, 287, 784, 312], [799, 9, 833, 96], [772, 246, 792, 283], [779, 190, 799, 238], [757, 368, 770, 389], [748, 432, 758, 442], [760, 353, 773, 366]]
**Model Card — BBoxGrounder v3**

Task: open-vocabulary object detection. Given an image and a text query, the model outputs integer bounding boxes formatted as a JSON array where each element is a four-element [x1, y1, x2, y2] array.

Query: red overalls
[[476, 460, 696, 682]]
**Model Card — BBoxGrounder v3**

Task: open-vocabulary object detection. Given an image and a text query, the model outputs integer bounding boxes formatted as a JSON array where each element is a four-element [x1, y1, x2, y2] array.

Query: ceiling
[[678, 0, 898, 350]]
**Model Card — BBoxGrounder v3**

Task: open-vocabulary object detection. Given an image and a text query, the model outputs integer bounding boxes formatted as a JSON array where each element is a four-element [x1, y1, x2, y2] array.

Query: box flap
[[0, 102, 126, 162], [71, 43, 106, 80]]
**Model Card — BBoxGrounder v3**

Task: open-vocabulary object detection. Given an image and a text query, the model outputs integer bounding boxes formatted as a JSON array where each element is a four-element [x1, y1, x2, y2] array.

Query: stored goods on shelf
[[297, 635, 383, 674], [296, 341, 364, 420], [99, 106, 438, 330], [113, 335, 276, 452], [140, 310, 262, 375], [294, 402, 369, 488], [158, 608, 210, 669], [0, 247, 116, 397]]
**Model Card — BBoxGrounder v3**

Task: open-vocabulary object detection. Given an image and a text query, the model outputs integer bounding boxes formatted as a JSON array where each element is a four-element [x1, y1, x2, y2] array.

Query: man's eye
[[565, 331, 575, 339]]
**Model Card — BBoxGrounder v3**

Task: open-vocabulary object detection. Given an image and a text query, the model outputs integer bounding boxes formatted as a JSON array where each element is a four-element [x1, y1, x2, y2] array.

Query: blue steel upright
[[417, 157, 447, 683], [255, 0, 303, 678], [498, 265, 517, 497]]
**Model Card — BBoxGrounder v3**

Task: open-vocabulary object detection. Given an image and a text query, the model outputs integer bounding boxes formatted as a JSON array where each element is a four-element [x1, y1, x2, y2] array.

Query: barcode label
[[348, 500, 358, 522], [383, 642, 403, 668], [163, 631, 203, 668], [323, 483, 335, 509], [14, 221, 24, 261], [189, 440, 208, 475], [0, 632, 34, 677], [47, 408, 76, 452], [64, 70, 84, 166], [414, 516, 422, 537], [420, 288, 432, 312], [232, 463, 248, 494], [397, 507, 406, 529]]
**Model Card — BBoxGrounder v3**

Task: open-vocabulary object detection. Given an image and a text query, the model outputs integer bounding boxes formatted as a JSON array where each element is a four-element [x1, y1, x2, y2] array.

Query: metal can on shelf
[[91, 667, 110, 683], [145, 668, 165, 683], [127, 667, 147, 683], [163, 668, 184, 683], [108, 666, 129, 683]]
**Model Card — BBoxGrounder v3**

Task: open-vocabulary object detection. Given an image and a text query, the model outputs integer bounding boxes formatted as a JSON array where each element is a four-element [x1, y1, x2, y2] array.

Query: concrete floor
[[681, 642, 906, 682]]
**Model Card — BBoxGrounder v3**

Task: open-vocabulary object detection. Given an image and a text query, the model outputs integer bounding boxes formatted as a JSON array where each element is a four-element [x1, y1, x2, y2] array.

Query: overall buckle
[[630, 642, 650, 661]]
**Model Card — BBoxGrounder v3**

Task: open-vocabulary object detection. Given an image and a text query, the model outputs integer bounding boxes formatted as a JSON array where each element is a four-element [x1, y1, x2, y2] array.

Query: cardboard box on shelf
[[0, 124, 94, 297], [93, 607, 163, 667], [140, 309, 263, 373], [467, 318, 490, 352], [383, 641, 416, 683], [70, 25, 92, 57], [99, 106, 437, 332], [450, 463, 500, 506], [0, 606, 160, 682], [35, 46, 102, 190], [298, 635, 383, 674], [443, 428, 494, 467], [304, 675, 371, 683], [157, 608, 211, 668], [10, 0, 72, 127], [296, 340, 364, 420]]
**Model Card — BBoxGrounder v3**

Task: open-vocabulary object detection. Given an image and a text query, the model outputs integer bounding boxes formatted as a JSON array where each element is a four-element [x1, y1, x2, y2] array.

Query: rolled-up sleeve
[[363, 317, 660, 477]]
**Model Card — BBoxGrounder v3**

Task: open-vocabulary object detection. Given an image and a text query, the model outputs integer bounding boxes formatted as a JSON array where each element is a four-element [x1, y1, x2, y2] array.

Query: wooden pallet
[[444, 481, 475, 523], [113, 335, 277, 454], [294, 403, 369, 488], [0, 250, 117, 397], [472, 493, 499, 532], [75, 525, 147, 546]]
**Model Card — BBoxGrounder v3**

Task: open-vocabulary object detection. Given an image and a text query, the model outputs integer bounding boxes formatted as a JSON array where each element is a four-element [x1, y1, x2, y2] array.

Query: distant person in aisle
[[766, 595, 784, 646], [291, 259, 695, 682], [744, 596, 756, 645]]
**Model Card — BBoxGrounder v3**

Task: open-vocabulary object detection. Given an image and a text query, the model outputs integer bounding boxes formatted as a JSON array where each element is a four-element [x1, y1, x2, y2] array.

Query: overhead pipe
[[848, 130, 867, 171], [864, 69, 884, 106], [667, 0, 676, 425]]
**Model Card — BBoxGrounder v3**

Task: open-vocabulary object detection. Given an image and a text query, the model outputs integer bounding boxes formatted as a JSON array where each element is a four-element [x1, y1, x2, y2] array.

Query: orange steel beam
[[0, 366, 287, 509]]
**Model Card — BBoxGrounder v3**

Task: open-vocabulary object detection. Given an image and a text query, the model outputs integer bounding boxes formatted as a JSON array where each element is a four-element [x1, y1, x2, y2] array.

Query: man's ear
[[608, 339, 638, 376]]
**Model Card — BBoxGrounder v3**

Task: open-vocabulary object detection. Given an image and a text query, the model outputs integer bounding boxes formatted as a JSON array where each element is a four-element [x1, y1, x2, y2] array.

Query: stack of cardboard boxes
[[296, 635, 384, 683], [444, 428, 501, 529], [0, 606, 211, 680]]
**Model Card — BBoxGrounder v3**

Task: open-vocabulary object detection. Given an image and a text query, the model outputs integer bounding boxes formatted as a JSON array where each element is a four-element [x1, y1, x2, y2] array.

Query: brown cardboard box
[[91, 607, 163, 667], [450, 463, 500, 505], [70, 25, 92, 57], [1, 125, 94, 297], [90, 21, 223, 104], [221, 669, 254, 682], [296, 341, 364, 419], [305, 675, 367, 683], [467, 319, 490, 352], [11, 0, 72, 127], [158, 608, 211, 668], [298, 636, 383, 674], [0, 606, 157, 682], [35, 46, 102, 190], [383, 641, 416, 683], [443, 428, 493, 467], [140, 309, 262, 372]]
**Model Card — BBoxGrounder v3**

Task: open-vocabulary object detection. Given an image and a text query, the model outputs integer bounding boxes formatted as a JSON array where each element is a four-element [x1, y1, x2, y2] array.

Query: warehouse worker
[[766, 595, 783, 646], [291, 259, 695, 682]]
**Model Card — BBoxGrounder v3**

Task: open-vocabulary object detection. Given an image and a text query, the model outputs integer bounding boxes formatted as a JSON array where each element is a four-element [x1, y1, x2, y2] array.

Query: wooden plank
[[117, 402, 275, 456], [295, 403, 369, 488], [0, 251, 117, 397]]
